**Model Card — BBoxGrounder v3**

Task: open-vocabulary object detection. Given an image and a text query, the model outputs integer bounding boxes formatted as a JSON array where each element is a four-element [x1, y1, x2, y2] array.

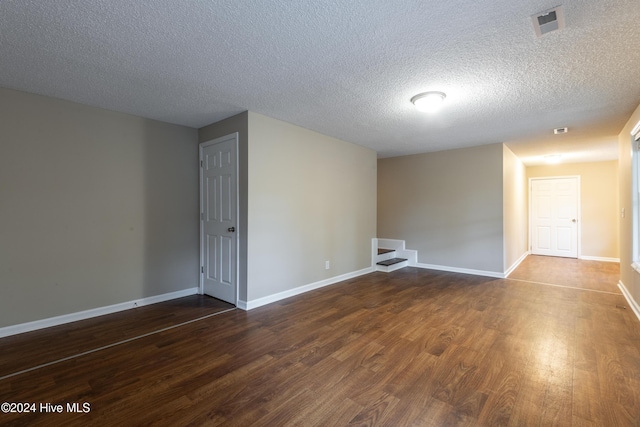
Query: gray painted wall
[[246, 112, 377, 301], [0, 88, 199, 327], [378, 143, 505, 273], [198, 112, 376, 304]]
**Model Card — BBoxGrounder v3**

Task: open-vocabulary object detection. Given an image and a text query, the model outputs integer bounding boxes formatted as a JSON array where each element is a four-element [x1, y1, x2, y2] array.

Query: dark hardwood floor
[[1, 257, 639, 426], [0, 295, 235, 379]]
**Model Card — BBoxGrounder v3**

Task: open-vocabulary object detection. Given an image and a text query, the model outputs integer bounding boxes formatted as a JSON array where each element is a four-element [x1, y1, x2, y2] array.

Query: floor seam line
[[0, 307, 237, 382], [506, 278, 622, 295]]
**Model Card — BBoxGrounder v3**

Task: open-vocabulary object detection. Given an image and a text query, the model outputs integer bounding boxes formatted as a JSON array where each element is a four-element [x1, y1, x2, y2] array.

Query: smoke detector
[[554, 127, 568, 134], [532, 6, 565, 37]]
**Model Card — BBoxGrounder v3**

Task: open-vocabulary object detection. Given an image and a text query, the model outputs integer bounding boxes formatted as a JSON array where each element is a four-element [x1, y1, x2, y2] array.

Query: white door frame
[[528, 175, 581, 258], [199, 133, 240, 305]]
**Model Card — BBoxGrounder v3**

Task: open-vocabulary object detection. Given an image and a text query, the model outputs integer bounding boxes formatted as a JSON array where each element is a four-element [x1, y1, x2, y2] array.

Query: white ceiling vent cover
[[532, 6, 565, 37]]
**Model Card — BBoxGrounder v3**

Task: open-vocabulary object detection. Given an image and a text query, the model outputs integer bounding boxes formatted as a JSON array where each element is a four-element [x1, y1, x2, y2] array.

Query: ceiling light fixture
[[544, 154, 562, 164], [411, 91, 446, 113]]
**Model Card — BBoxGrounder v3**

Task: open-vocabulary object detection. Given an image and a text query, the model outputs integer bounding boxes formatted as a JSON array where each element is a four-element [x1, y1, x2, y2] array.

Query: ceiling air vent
[[532, 6, 565, 37], [554, 127, 568, 134]]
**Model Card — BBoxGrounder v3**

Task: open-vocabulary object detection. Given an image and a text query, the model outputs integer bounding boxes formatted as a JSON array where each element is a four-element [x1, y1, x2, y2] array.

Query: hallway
[[509, 255, 620, 294]]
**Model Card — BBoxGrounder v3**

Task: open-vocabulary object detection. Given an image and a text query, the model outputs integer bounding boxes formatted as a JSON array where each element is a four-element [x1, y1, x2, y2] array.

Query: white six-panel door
[[200, 134, 238, 304], [530, 177, 579, 258]]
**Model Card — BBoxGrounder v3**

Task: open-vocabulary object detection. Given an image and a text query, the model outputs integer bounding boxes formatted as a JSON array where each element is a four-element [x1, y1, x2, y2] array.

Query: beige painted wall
[[0, 88, 199, 328], [503, 145, 528, 271], [527, 160, 619, 260], [619, 102, 640, 307], [247, 112, 377, 301], [198, 112, 249, 302], [378, 143, 504, 273]]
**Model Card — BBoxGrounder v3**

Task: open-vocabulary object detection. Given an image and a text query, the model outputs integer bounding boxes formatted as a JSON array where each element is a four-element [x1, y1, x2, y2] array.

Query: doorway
[[529, 176, 580, 258], [199, 133, 239, 304]]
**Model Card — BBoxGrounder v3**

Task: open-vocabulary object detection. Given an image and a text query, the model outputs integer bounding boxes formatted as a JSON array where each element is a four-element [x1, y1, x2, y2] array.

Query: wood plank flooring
[[508, 255, 620, 293], [0, 296, 234, 378], [1, 258, 639, 426]]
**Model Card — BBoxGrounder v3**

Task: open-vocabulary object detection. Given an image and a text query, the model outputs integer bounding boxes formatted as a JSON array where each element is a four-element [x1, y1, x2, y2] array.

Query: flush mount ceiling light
[[544, 154, 563, 164], [411, 91, 446, 113]]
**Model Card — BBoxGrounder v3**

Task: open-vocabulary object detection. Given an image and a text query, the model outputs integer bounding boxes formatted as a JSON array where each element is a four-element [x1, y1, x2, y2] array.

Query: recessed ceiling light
[[411, 91, 446, 113]]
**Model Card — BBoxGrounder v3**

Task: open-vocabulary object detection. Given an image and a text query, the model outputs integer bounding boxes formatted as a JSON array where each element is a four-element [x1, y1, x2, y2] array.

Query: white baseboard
[[377, 237, 507, 278], [618, 281, 640, 322], [505, 252, 529, 278], [414, 262, 505, 279], [0, 287, 199, 338], [579, 256, 620, 263], [239, 267, 374, 311]]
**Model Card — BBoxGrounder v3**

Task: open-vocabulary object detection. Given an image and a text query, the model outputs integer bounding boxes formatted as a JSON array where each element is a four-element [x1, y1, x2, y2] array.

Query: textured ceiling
[[1, 0, 639, 164]]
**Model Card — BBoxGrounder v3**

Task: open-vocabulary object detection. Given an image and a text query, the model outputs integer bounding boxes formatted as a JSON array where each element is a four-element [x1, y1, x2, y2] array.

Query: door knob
[[571, 219, 577, 223], [227, 226, 236, 232]]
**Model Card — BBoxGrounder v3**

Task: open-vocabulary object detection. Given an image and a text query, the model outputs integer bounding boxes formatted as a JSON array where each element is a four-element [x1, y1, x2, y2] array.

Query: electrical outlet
[[325, 260, 330, 270]]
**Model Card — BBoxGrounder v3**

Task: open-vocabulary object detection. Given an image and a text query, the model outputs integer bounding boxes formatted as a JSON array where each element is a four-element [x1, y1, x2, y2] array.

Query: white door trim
[[528, 175, 581, 258], [199, 133, 240, 305]]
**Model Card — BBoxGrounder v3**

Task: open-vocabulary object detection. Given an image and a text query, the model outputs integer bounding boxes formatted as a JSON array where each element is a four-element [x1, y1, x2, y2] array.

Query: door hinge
[[200, 160, 203, 167], [201, 266, 204, 273], [200, 213, 204, 221]]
